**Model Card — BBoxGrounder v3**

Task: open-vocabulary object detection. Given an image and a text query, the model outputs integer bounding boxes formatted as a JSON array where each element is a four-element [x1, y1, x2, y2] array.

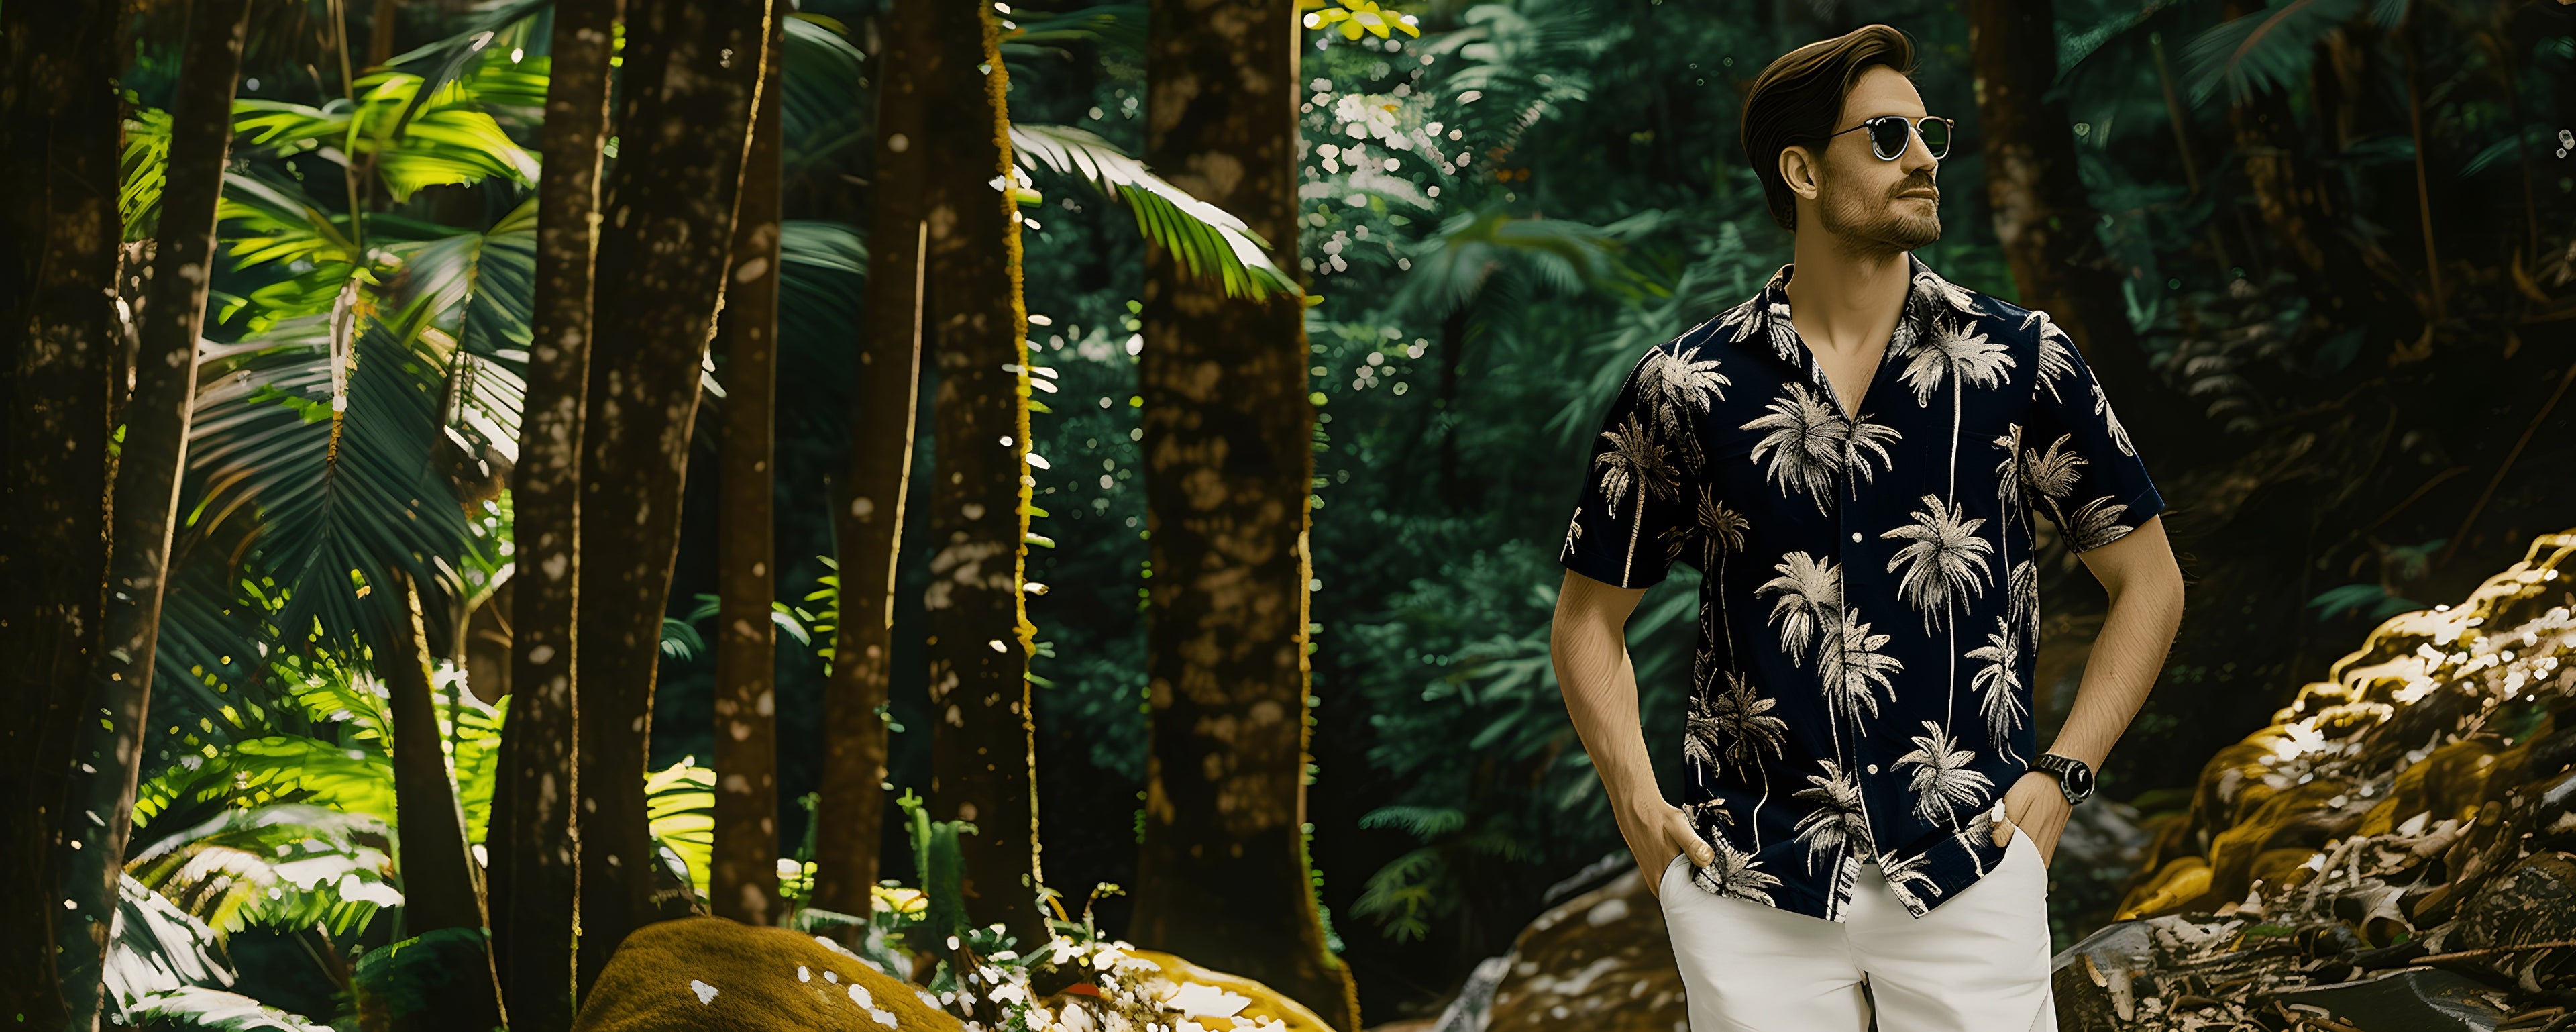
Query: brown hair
[[1739, 25, 1919, 231]]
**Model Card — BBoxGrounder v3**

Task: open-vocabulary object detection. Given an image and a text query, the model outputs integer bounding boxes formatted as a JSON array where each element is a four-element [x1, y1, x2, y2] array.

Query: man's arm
[[1551, 568, 1715, 899], [1998, 513, 2187, 862]]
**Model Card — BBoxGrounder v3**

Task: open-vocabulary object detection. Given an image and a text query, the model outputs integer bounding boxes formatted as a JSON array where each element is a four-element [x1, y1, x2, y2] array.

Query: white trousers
[[1656, 825, 2058, 1032]]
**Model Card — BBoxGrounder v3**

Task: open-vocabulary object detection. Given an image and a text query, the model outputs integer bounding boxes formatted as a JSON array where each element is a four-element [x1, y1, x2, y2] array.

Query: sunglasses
[[1825, 115, 1955, 161]]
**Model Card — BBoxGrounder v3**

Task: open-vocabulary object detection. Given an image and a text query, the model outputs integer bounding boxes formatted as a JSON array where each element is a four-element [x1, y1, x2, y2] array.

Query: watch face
[[2064, 762, 2095, 800]]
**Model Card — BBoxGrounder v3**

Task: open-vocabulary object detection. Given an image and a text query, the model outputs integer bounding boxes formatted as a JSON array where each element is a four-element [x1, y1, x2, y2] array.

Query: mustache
[[1894, 177, 1939, 197]]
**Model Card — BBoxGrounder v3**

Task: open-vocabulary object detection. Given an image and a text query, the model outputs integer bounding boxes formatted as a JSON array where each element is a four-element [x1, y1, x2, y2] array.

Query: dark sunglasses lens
[[1868, 117, 1911, 158], [1919, 119, 1950, 158]]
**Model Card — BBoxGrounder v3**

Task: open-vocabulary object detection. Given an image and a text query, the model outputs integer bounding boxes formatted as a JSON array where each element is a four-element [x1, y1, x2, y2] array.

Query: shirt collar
[[1742, 251, 1982, 370]]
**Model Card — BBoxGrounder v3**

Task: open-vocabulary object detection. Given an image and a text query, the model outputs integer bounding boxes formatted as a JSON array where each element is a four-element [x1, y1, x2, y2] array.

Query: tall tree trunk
[[818, 0, 932, 926], [368, 0, 402, 68], [52, 1, 252, 1025], [0, 0, 122, 1023], [1970, 0, 2185, 456], [712, 10, 786, 929], [1132, 2, 1360, 1029], [920, 0, 1044, 952], [574, 0, 774, 998], [381, 568, 507, 1031], [491, 0, 621, 1023]]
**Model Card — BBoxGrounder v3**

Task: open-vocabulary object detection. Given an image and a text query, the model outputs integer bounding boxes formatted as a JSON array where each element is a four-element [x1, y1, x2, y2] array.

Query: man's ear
[[1779, 143, 1822, 203]]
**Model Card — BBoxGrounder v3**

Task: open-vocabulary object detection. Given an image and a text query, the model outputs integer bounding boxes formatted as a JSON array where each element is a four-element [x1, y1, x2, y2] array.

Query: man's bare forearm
[[1552, 603, 1660, 819], [2044, 572, 2184, 772]]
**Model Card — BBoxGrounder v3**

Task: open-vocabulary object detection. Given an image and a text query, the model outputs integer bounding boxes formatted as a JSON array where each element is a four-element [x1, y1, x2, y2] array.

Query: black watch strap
[[2034, 752, 2094, 805]]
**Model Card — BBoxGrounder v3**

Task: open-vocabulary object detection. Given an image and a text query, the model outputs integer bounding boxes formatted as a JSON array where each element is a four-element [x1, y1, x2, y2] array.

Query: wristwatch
[[2032, 753, 2095, 805]]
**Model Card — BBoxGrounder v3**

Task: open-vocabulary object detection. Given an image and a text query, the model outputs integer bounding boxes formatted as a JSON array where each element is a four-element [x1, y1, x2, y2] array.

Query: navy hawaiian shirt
[[1556, 252, 2163, 921]]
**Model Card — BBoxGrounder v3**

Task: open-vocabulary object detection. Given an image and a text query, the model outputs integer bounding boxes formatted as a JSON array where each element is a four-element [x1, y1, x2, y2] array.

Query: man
[[1547, 25, 2186, 1032]]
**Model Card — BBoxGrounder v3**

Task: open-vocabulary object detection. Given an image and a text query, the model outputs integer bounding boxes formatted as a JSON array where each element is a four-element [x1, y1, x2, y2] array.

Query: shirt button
[[1851, 531, 1863, 543], [1866, 763, 1880, 774]]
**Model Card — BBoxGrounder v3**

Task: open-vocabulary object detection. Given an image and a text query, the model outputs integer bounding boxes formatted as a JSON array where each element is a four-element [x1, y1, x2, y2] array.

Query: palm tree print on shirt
[[1964, 615, 2029, 763], [1893, 719, 1994, 827], [1818, 606, 1903, 736], [1690, 834, 1784, 905], [1663, 487, 1750, 662], [1693, 668, 1787, 849], [2026, 309, 2077, 403], [1882, 494, 1995, 634], [1591, 411, 1680, 585], [1555, 253, 2163, 921], [1743, 384, 1901, 513], [1875, 848, 1941, 912], [2093, 380, 2137, 457], [1893, 315, 2014, 493], [1792, 759, 1872, 868], [1792, 758, 1874, 919], [1757, 551, 1841, 669], [1638, 344, 1731, 471]]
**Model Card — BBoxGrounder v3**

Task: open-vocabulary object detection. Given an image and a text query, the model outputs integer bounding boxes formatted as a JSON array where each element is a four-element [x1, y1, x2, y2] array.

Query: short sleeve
[[1558, 348, 1704, 588], [2019, 317, 2165, 553]]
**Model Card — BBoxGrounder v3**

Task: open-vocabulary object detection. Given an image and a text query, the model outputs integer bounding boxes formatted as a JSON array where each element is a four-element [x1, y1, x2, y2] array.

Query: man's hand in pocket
[[1623, 800, 1715, 901], [1992, 771, 2072, 867]]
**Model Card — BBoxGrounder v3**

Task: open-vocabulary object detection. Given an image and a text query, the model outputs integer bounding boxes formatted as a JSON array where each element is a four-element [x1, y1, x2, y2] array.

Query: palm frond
[[2182, 0, 2370, 107], [378, 0, 552, 132], [775, 220, 867, 445], [183, 305, 476, 658], [1356, 805, 1468, 839], [215, 171, 365, 280], [2459, 124, 2559, 179], [1002, 3, 1147, 57], [1401, 207, 1625, 317], [660, 617, 706, 660], [123, 986, 333, 1032], [103, 874, 339, 1031], [120, 107, 174, 240], [781, 16, 871, 178], [233, 70, 539, 204], [445, 686, 506, 843], [1010, 123, 1302, 299], [2051, 0, 2207, 139], [133, 736, 398, 833], [1415, 0, 1598, 170], [126, 803, 400, 939]]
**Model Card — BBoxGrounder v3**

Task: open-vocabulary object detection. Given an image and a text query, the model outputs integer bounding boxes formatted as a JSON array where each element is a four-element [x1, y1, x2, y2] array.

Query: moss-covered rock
[[572, 917, 960, 1032], [2065, 529, 2576, 1027]]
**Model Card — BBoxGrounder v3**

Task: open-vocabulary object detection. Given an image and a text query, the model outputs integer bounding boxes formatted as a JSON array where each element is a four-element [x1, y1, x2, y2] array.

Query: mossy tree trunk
[[818, 0, 933, 925], [0, 0, 123, 1023], [574, 0, 774, 998], [1130, 2, 1361, 1029], [920, 0, 1044, 951], [52, 1, 253, 1025], [712, 9, 787, 929], [492, 0, 621, 1024]]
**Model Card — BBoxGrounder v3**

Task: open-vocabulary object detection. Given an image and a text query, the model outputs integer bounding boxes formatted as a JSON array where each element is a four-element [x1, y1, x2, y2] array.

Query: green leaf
[[1008, 123, 1302, 299], [2181, 0, 2371, 108], [126, 803, 400, 939], [646, 758, 717, 897], [119, 107, 173, 241]]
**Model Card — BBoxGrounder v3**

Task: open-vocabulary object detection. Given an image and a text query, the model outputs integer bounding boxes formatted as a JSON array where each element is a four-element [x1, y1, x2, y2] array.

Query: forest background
[[6, 0, 2576, 1028]]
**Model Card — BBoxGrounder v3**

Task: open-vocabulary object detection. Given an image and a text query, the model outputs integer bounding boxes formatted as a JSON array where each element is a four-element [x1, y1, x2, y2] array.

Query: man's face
[[1796, 65, 1943, 252]]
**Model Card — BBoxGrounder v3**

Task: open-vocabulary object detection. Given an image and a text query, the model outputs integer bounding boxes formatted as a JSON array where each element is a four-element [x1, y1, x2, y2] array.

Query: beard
[[1815, 172, 1942, 254]]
